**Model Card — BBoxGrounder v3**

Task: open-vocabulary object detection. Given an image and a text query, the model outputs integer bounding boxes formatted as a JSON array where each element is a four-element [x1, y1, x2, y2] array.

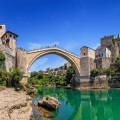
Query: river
[[32, 87, 120, 120]]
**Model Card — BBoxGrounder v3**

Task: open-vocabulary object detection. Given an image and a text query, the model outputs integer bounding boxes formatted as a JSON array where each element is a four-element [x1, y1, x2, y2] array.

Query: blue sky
[[1, 0, 120, 71]]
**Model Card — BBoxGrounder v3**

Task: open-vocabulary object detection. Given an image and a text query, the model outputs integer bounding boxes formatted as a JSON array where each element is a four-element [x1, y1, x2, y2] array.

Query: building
[[0, 24, 18, 71], [79, 35, 120, 81], [0, 24, 120, 84], [95, 35, 120, 69], [95, 47, 111, 69], [44, 63, 71, 76], [80, 46, 96, 81], [101, 35, 117, 49], [111, 37, 120, 63]]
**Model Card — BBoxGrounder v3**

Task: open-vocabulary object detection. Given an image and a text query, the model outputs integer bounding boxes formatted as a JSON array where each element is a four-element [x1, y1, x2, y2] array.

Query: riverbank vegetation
[[0, 52, 23, 89], [0, 67, 23, 89], [28, 66, 76, 88]]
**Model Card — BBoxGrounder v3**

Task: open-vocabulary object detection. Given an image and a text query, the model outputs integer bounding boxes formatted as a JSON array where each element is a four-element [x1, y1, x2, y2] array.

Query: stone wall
[[111, 38, 120, 63], [96, 57, 111, 69], [5, 53, 15, 71], [80, 57, 95, 82], [80, 75, 109, 89], [101, 35, 115, 48], [93, 75, 109, 89], [0, 44, 16, 71], [17, 48, 27, 73]]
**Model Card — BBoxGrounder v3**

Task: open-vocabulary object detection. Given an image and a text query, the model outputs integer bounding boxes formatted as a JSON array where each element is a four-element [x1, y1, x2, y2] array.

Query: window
[[9, 34, 12, 37], [13, 36, 16, 39], [83, 53, 86, 56], [6, 39, 10, 48]]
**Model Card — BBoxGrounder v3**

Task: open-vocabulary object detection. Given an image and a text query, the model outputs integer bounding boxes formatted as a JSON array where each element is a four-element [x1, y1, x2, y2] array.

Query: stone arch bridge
[[17, 46, 91, 86], [26, 47, 80, 79], [17, 46, 80, 84]]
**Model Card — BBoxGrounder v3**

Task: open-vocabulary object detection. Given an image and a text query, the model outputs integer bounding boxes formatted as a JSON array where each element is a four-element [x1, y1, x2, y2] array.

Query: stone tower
[[0, 26, 18, 56], [80, 46, 96, 82], [0, 24, 18, 71]]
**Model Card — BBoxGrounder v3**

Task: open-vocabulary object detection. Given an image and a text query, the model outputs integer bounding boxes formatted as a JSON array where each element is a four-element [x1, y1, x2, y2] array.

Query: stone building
[[111, 37, 120, 63], [44, 62, 71, 76], [0, 24, 17, 71], [95, 35, 120, 69], [101, 35, 117, 49], [95, 47, 111, 69], [1, 24, 120, 87], [80, 46, 96, 81]]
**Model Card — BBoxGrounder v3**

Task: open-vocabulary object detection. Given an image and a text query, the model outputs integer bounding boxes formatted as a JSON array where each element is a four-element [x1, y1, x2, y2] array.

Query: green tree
[[0, 69, 11, 87], [90, 69, 99, 77], [114, 54, 120, 72], [0, 52, 5, 69], [9, 67, 23, 88], [65, 66, 76, 85], [0, 69, 6, 85], [37, 71, 43, 79]]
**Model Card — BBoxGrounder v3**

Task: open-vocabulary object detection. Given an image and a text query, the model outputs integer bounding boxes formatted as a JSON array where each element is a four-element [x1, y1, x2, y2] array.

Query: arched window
[[6, 39, 10, 48]]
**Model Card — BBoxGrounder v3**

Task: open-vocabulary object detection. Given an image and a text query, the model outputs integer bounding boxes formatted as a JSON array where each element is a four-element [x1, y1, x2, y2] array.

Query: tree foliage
[[0, 52, 5, 69], [0, 67, 23, 89], [0, 52, 5, 61], [9, 67, 23, 88], [28, 66, 76, 87], [65, 66, 76, 85]]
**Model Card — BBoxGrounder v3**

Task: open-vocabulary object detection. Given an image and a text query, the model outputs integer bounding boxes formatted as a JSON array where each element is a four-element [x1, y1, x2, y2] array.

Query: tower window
[[83, 53, 86, 55], [6, 39, 10, 48], [9, 34, 12, 37], [13, 36, 16, 39]]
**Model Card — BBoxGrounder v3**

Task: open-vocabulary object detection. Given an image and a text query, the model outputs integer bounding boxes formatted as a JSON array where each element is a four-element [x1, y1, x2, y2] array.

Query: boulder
[[38, 96, 60, 110]]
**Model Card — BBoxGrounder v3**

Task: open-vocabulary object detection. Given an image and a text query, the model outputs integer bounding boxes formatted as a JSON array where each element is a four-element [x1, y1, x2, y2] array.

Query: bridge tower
[[80, 46, 96, 86]]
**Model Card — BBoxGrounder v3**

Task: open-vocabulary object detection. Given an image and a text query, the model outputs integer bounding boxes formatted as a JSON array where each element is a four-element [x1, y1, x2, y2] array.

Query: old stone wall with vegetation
[[0, 51, 23, 89], [90, 54, 120, 88]]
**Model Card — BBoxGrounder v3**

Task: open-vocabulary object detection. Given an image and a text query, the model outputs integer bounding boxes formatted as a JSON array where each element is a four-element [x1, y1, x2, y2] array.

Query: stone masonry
[[0, 24, 120, 87]]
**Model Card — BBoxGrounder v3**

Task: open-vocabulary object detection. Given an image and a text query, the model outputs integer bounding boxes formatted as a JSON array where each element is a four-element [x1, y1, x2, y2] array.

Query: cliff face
[[0, 88, 32, 120]]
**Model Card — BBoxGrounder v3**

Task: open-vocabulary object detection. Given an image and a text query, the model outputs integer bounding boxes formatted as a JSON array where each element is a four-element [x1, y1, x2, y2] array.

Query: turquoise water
[[32, 87, 120, 120]]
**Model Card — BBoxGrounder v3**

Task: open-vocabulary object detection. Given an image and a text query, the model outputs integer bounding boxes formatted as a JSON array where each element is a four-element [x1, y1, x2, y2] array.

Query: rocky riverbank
[[0, 87, 32, 120]]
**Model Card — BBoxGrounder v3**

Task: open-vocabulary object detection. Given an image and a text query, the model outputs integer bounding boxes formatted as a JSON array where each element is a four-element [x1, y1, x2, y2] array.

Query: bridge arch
[[26, 47, 80, 83]]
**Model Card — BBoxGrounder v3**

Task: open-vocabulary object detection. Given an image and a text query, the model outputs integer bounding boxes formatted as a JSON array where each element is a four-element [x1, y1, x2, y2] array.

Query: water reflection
[[32, 88, 120, 120]]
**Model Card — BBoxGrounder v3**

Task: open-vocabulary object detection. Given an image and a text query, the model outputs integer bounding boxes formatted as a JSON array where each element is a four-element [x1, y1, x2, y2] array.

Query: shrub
[[0, 52, 5, 69], [9, 67, 23, 88]]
